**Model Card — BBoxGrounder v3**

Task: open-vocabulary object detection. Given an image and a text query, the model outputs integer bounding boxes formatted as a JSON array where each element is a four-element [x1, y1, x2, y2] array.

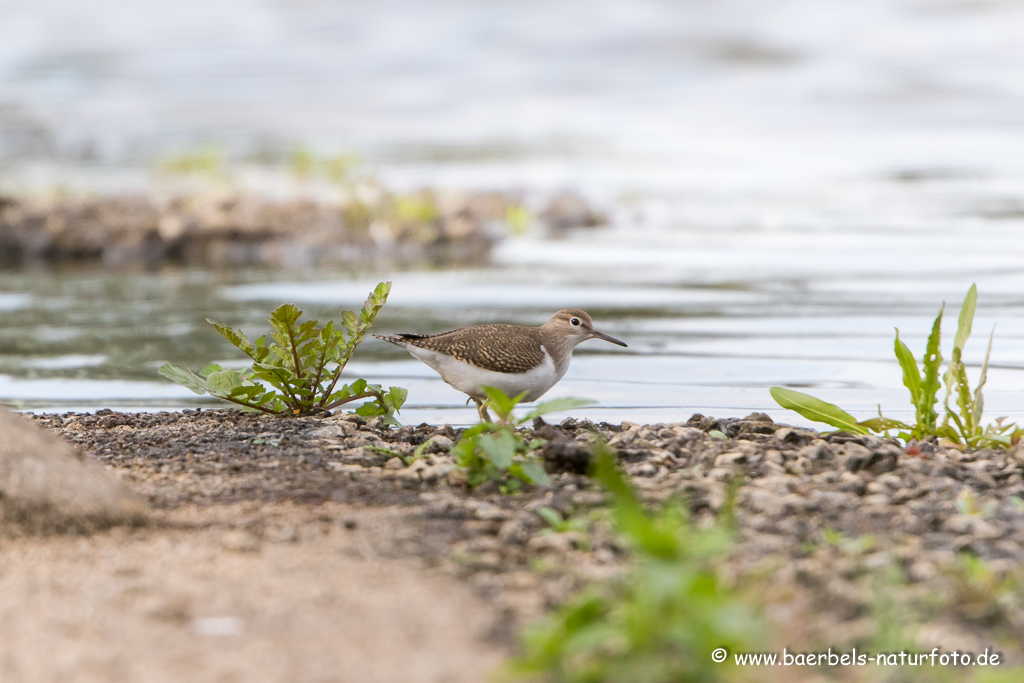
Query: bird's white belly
[[404, 345, 563, 402]]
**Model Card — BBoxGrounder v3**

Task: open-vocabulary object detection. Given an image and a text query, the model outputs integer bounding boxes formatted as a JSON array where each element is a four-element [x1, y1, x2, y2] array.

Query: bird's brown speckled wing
[[375, 324, 545, 374]]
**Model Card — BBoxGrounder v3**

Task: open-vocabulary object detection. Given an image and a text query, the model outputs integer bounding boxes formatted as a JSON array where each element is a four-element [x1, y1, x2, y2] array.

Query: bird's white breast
[[402, 344, 563, 402]]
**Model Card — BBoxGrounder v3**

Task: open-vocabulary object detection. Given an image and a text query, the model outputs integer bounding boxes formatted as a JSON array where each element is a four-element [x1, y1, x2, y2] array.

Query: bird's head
[[545, 308, 627, 349]]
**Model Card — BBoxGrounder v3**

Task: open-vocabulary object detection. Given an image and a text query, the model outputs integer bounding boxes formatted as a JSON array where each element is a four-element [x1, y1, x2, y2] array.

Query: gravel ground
[[5, 408, 1024, 681]]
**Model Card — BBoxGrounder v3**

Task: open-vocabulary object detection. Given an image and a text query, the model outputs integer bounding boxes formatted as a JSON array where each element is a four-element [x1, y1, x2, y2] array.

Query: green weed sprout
[[771, 284, 1020, 448], [509, 443, 762, 682], [160, 282, 406, 423], [451, 387, 594, 491], [537, 507, 592, 552]]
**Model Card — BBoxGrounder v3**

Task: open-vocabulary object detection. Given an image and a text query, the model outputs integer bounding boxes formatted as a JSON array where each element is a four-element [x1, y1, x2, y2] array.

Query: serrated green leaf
[[953, 361, 974, 436], [769, 387, 869, 435], [208, 319, 256, 356], [387, 386, 408, 411], [919, 304, 944, 430], [341, 310, 359, 335], [270, 303, 303, 329], [893, 330, 921, 405]]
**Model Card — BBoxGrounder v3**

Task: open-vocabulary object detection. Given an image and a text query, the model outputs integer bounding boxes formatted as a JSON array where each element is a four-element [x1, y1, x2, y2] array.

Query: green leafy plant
[[509, 443, 762, 682], [451, 387, 594, 492], [160, 282, 406, 422], [771, 284, 1021, 448], [537, 507, 592, 552]]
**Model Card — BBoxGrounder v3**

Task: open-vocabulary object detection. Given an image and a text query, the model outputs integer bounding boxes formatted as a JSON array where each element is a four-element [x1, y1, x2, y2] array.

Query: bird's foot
[[471, 398, 494, 423]]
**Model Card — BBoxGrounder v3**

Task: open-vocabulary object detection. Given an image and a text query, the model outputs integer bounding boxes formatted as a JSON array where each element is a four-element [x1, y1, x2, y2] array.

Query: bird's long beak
[[591, 328, 628, 347]]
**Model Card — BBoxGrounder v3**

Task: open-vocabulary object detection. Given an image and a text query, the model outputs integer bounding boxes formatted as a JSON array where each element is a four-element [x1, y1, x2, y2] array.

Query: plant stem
[[219, 395, 282, 415], [311, 346, 328, 396], [318, 341, 355, 406], [321, 391, 379, 412], [267, 367, 304, 409], [286, 324, 304, 379]]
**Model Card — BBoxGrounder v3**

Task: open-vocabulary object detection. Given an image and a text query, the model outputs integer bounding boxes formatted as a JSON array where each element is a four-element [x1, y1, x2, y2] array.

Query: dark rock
[[532, 418, 572, 443], [842, 443, 898, 475], [541, 441, 592, 474]]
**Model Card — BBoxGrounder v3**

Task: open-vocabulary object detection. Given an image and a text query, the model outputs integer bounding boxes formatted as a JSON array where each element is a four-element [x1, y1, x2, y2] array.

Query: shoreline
[[0, 188, 604, 269], [4, 407, 1021, 677]]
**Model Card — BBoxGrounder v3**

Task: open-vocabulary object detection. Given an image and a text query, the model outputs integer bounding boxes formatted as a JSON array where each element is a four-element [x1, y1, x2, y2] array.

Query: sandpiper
[[374, 308, 627, 421]]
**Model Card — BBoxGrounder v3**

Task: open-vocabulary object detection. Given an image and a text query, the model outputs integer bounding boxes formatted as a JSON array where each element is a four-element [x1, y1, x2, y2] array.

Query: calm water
[[4, 230, 1024, 428], [2, 0, 1024, 426]]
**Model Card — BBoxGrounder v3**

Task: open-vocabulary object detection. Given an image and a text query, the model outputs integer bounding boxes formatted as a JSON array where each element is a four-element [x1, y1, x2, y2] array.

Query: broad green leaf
[[517, 460, 552, 487], [206, 369, 247, 394], [893, 330, 921, 404], [769, 387, 869, 435], [200, 363, 223, 375], [482, 386, 525, 420], [523, 397, 597, 422], [536, 506, 564, 528], [478, 431, 517, 469], [591, 444, 679, 559], [159, 363, 211, 395], [953, 284, 977, 355], [355, 400, 386, 417]]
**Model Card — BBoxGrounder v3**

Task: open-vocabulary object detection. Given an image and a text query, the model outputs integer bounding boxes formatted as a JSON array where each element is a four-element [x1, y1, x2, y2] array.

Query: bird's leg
[[472, 398, 493, 423]]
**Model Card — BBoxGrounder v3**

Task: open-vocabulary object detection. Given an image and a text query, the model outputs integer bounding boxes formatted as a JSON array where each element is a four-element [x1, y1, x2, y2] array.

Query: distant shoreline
[[0, 189, 604, 269]]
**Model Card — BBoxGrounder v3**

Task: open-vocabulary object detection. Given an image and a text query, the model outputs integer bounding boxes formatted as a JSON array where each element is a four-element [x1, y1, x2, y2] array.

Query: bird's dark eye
[[570, 318, 581, 326]]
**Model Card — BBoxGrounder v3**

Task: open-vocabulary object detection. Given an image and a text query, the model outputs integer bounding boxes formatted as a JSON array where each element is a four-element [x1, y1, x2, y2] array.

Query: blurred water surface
[[2, 0, 1024, 425]]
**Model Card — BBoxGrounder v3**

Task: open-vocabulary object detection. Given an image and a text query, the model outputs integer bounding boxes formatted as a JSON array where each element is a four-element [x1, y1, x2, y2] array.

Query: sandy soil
[[0, 502, 505, 683]]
